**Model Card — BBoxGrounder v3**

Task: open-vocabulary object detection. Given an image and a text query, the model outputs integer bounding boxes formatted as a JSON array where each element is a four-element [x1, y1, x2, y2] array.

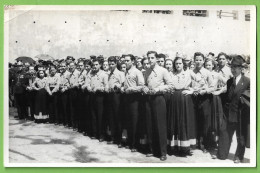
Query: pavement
[[8, 107, 250, 164]]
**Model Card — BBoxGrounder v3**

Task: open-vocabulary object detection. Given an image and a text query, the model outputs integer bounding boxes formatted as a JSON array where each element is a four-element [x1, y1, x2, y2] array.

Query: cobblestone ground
[[8, 107, 250, 164]]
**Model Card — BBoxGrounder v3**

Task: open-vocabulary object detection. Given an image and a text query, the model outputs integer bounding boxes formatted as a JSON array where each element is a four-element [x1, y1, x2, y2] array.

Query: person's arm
[[126, 70, 145, 93], [155, 69, 174, 92]]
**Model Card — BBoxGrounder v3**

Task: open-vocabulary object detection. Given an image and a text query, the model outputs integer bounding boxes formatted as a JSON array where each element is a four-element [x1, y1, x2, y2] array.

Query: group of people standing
[[9, 51, 250, 162]]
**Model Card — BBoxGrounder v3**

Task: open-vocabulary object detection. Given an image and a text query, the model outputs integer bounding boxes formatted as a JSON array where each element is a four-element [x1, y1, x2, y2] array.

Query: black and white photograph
[[4, 5, 256, 167]]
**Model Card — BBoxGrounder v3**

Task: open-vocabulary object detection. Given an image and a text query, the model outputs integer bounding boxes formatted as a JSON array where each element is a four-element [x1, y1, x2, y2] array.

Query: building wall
[[7, 9, 251, 61]]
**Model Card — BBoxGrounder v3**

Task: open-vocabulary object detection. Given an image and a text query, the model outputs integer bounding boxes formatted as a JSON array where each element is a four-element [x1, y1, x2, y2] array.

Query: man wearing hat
[[215, 55, 250, 163], [13, 61, 28, 119]]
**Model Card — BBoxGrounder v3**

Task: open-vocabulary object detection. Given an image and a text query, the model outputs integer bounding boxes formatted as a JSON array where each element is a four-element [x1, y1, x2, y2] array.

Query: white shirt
[[235, 74, 242, 85]]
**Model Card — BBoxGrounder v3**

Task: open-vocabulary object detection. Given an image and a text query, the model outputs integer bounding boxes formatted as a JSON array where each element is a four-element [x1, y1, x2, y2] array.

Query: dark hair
[[208, 52, 215, 57], [217, 52, 229, 61], [119, 62, 126, 71], [92, 58, 103, 65], [84, 59, 92, 66], [124, 54, 135, 62], [77, 60, 84, 65], [66, 56, 75, 61], [194, 52, 205, 61], [165, 58, 173, 67], [147, 51, 158, 58], [141, 57, 149, 65], [49, 64, 57, 70], [173, 57, 184, 72], [37, 70, 46, 78], [158, 53, 166, 60], [108, 56, 118, 64]]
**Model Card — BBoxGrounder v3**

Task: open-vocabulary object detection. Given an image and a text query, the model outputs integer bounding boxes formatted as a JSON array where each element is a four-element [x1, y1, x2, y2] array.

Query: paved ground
[[8, 107, 250, 164]]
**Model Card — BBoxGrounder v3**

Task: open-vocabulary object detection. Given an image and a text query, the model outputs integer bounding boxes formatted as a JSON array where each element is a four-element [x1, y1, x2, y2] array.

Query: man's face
[[143, 59, 150, 70], [78, 62, 85, 71], [147, 53, 157, 67], [157, 58, 165, 67], [194, 56, 204, 68], [60, 63, 66, 73], [124, 56, 133, 70], [28, 66, 35, 74], [218, 55, 227, 67], [109, 61, 117, 71], [231, 65, 242, 77], [69, 63, 76, 72], [103, 61, 109, 71], [137, 59, 142, 68], [24, 62, 30, 67], [85, 64, 91, 71], [92, 61, 101, 72]]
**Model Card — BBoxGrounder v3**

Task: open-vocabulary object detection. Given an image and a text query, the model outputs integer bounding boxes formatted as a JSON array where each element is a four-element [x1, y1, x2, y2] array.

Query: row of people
[[10, 52, 250, 162]]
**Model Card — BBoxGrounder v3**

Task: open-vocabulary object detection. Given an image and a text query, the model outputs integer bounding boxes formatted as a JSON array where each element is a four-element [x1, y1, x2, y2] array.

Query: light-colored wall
[[7, 10, 250, 62]]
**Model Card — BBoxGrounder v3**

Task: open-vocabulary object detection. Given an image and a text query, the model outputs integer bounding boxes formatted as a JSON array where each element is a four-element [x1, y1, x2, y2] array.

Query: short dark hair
[[194, 52, 205, 61], [84, 59, 92, 66], [108, 56, 118, 64], [147, 51, 158, 58], [124, 54, 135, 62], [141, 57, 149, 65], [208, 52, 215, 57], [158, 53, 166, 60], [217, 52, 229, 61], [92, 58, 103, 65]]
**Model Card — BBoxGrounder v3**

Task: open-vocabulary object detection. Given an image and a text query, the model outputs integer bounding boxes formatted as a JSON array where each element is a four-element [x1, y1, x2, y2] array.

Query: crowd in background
[[9, 51, 250, 162]]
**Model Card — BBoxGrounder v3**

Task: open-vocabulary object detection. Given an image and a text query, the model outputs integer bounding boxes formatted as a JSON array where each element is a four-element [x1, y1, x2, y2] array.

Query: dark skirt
[[210, 95, 224, 142], [34, 88, 49, 120], [167, 91, 196, 148]]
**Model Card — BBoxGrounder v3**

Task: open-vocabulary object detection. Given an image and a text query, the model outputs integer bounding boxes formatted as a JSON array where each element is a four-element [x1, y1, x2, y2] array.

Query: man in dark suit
[[215, 55, 250, 163]]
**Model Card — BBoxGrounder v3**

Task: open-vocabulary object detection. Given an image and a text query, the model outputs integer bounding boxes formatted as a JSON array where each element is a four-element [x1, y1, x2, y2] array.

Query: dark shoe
[[160, 156, 167, 161], [125, 146, 130, 149], [131, 148, 137, 152], [90, 136, 96, 139], [99, 138, 104, 142], [118, 144, 123, 148]]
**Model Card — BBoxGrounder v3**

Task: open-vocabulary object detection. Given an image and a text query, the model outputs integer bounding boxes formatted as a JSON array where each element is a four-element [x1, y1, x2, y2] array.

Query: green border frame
[[0, 0, 258, 172]]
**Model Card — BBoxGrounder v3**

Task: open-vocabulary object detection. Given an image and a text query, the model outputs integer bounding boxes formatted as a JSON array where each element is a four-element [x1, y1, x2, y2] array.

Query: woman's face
[[205, 61, 213, 71], [103, 61, 109, 71], [195, 56, 204, 69], [165, 60, 173, 71], [121, 64, 126, 72], [175, 59, 183, 72], [190, 64, 195, 70], [39, 71, 44, 78]]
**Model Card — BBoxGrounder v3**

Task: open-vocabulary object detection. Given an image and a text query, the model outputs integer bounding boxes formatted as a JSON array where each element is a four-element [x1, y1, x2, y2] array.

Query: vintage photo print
[[4, 5, 256, 167]]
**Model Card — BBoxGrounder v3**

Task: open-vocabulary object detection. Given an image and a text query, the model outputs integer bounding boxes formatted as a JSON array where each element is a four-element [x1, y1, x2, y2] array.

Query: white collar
[[235, 74, 242, 85]]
